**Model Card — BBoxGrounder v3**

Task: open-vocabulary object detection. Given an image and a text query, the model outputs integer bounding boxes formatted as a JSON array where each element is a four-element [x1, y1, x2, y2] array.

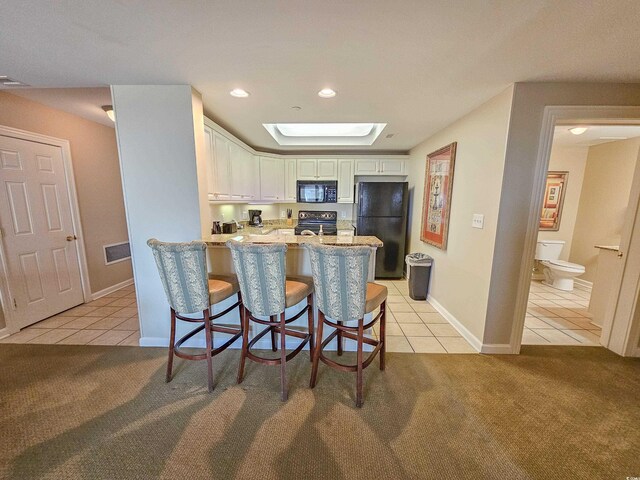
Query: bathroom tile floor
[[0, 284, 140, 346], [1, 280, 477, 354], [523, 280, 601, 346]]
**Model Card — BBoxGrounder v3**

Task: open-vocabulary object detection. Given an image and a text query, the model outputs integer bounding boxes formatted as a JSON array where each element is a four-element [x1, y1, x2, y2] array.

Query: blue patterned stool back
[[226, 241, 287, 316], [305, 244, 371, 322], [147, 239, 209, 314]]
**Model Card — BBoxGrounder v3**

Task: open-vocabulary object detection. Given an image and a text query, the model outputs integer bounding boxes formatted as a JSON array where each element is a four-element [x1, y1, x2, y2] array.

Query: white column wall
[[111, 85, 205, 344]]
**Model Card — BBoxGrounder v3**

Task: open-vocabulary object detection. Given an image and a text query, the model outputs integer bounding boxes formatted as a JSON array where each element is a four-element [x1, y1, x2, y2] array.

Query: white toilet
[[535, 240, 585, 291]]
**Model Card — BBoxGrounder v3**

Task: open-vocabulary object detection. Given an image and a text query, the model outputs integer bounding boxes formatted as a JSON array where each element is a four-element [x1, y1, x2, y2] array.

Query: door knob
[[66, 235, 77, 241], [617, 251, 624, 258]]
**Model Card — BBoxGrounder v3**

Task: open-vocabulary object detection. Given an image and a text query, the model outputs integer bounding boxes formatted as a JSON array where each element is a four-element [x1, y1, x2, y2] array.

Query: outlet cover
[[472, 214, 484, 229], [280, 210, 286, 218], [341, 211, 347, 219], [241, 211, 249, 220]]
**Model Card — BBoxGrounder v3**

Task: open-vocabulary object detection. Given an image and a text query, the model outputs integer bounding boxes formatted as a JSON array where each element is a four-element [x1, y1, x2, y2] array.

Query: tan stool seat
[[208, 274, 240, 305], [365, 282, 388, 313], [285, 276, 314, 307]]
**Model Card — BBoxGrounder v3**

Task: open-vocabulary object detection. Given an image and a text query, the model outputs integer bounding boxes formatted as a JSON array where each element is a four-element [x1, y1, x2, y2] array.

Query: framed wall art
[[539, 171, 568, 231], [421, 142, 457, 249]]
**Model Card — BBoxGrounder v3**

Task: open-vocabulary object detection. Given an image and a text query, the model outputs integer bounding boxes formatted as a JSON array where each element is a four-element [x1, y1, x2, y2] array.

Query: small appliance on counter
[[294, 210, 337, 235], [211, 221, 222, 234], [248, 209, 263, 227], [222, 221, 237, 234]]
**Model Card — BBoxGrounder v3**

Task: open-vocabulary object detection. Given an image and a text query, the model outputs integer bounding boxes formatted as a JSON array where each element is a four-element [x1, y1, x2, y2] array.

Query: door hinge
[[13, 298, 17, 308]]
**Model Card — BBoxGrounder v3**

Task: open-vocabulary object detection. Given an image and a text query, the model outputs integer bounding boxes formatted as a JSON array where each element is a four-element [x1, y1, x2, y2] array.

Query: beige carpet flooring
[[0, 344, 639, 479]]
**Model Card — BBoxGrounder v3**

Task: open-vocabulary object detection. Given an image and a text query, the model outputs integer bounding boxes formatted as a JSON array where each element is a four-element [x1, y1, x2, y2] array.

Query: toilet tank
[[535, 240, 565, 261]]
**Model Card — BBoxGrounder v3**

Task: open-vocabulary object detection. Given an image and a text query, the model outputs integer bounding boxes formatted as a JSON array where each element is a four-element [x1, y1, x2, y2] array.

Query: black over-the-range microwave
[[296, 180, 338, 203]]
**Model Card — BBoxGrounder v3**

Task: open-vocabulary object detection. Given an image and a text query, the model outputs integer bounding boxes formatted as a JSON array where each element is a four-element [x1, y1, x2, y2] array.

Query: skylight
[[263, 123, 387, 146], [276, 123, 375, 137]]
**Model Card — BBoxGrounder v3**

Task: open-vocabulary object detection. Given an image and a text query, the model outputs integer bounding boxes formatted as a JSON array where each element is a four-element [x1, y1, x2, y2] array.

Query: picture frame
[[420, 142, 457, 249], [539, 171, 569, 231]]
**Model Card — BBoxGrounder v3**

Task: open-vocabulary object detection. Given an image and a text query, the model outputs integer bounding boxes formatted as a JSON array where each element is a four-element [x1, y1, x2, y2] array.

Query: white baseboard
[[480, 343, 516, 354], [91, 278, 134, 301], [574, 278, 593, 292], [0, 327, 9, 340], [426, 295, 482, 352]]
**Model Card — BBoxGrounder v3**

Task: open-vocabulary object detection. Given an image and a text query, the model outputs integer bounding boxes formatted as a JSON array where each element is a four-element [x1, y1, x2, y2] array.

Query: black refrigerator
[[354, 182, 409, 278]]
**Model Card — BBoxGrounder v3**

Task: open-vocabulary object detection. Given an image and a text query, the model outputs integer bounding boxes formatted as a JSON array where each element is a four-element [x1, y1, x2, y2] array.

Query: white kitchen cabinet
[[337, 159, 354, 203], [229, 142, 257, 201], [296, 159, 338, 180], [210, 131, 232, 201], [259, 156, 285, 202], [354, 158, 406, 176], [283, 158, 297, 202]]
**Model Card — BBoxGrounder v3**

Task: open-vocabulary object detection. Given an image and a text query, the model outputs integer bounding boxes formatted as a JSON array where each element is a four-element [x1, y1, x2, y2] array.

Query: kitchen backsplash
[[210, 203, 353, 223]]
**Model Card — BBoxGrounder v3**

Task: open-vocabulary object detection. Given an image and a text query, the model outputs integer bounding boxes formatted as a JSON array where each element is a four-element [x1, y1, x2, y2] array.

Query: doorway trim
[[511, 106, 640, 356], [0, 125, 92, 335]]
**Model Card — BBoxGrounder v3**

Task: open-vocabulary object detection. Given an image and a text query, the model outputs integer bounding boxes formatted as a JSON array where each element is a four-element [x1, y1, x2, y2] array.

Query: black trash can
[[405, 253, 433, 300]]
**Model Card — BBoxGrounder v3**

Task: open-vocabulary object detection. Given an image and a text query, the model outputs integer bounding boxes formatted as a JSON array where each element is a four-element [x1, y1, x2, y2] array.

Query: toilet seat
[[543, 260, 585, 273]]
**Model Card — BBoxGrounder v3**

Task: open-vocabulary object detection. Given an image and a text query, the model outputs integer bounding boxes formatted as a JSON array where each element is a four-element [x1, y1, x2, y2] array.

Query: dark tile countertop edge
[[206, 234, 382, 247]]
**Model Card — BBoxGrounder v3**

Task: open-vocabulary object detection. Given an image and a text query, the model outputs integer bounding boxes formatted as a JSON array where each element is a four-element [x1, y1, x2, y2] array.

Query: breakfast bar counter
[[205, 234, 383, 247]]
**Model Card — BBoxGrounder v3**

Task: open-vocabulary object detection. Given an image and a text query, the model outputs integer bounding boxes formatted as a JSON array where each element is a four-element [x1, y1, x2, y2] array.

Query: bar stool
[[305, 243, 387, 407], [226, 241, 314, 401], [147, 239, 243, 392]]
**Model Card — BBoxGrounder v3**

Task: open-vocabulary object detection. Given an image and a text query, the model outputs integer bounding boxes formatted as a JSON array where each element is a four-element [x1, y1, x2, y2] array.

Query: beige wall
[[485, 82, 640, 347], [406, 86, 514, 342], [569, 138, 640, 282], [536, 145, 589, 260], [0, 92, 132, 295]]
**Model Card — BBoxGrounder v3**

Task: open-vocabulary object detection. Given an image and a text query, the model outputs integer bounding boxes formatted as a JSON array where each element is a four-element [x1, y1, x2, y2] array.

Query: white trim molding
[[0, 125, 93, 333], [573, 278, 593, 292], [427, 295, 482, 352], [91, 278, 134, 301]]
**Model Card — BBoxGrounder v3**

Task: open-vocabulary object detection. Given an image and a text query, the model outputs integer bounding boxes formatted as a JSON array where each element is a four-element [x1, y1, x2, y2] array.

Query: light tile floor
[[523, 280, 601, 346], [1, 280, 477, 354], [0, 284, 140, 346], [370, 280, 476, 354]]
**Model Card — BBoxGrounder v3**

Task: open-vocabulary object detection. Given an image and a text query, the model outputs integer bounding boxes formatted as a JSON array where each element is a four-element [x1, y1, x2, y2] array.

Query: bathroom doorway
[[521, 122, 640, 349]]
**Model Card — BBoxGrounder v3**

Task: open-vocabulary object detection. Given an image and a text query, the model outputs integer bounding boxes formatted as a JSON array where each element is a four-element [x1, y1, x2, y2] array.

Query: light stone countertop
[[206, 234, 382, 247]]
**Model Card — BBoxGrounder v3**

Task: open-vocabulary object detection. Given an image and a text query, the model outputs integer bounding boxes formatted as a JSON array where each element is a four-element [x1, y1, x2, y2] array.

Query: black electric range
[[294, 210, 338, 235]]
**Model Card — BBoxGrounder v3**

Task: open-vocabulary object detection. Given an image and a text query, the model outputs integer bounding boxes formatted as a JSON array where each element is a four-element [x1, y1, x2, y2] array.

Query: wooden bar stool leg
[[166, 308, 177, 383], [307, 294, 314, 361], [337, 320, 344, 356], [270, 315, 278, 352], [204, 308, 214, 392], [380, 301, 386, 371], [356, 318, 364, 408], [279, 311, 288, 401], [237, 305, 249, 384], [310, 311, 324, 388]]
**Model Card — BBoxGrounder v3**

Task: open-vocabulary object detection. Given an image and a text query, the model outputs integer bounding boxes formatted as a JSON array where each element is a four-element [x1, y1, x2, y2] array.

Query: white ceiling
[[2, 1, 640, 153], [553, 125, 640, 147]]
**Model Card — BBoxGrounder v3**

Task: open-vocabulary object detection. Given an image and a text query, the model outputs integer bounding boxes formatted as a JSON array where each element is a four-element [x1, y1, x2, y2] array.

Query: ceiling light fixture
[[230, 88, 250, 98], [318, 88, 336, 98], [102, 105, 115, 122], [569, 127, 588, 135]]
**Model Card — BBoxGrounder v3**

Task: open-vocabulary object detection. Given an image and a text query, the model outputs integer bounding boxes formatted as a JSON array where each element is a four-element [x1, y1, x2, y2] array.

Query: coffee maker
[[248, 209, 263, 227]]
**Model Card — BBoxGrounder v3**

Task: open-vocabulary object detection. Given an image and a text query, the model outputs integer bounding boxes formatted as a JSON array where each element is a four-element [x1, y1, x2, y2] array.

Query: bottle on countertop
[[318, 224, 324, 236]]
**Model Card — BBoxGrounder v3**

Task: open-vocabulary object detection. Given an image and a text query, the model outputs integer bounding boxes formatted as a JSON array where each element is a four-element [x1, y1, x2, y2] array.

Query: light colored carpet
[[0, 344, 639, 479]]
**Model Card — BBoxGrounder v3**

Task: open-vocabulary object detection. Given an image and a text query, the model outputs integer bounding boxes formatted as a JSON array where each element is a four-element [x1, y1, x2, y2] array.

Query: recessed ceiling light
[[318, 88, 336, 98], [230, 88, 250, 98], [569, 127, 588, 135]]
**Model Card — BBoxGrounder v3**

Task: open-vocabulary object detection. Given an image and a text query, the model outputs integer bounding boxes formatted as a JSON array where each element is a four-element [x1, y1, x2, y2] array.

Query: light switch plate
[[280, 210, 286, 219], [341, 211, 346, 219], [472, 214, 484, 229], [241, 211, 249, 220]]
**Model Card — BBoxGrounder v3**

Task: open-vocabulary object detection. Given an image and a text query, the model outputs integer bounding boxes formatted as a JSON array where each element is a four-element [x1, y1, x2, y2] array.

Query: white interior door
[[0, 135, 84, 328]]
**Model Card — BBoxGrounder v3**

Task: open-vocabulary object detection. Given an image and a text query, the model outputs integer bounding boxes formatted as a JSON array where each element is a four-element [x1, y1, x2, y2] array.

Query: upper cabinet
[[283, 158, 297, 203], [259, 157, 285, 202], [208, 129, 232, 201], [354, 158, 406, 176], [337, 159, 354, 203], [297, 159, 338, 180], [229, 142, 257, 201]]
